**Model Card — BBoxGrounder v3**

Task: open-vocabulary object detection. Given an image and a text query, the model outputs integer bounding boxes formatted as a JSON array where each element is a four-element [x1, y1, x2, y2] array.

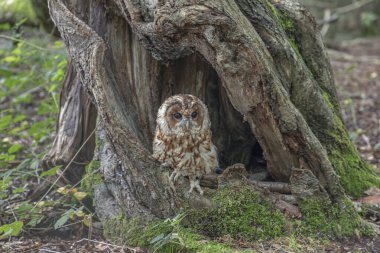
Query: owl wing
[[153, 127, 166, 162], [198, 136, 218, 176]]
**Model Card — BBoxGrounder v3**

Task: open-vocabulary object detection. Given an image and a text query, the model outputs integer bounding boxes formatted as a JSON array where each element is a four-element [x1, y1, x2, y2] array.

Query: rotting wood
[[249, 181, 291, 194], [45, 0, 370, 222]]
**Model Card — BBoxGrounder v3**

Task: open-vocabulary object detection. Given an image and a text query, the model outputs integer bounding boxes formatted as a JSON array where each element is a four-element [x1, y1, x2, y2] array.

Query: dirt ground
[[1, 37, 380, 253]]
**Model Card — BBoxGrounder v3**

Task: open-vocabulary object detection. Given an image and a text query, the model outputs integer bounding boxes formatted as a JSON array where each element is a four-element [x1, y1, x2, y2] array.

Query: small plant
[[361, 12, 378, 36], [104, 213, 240, 253], [0, 25, 94, 238]]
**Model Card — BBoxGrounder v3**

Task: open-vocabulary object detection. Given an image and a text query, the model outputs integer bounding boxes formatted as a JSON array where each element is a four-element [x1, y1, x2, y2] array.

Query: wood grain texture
[[45, 0, 362, 221]]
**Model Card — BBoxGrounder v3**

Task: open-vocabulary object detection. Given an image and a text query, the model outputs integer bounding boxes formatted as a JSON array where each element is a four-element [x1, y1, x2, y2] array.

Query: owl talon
[[188, 179, 204, 195], [169, 170, 178, 183], [215, 167, 224, 174], [169, 181, 177, 193], [160, 162, 171, 170]]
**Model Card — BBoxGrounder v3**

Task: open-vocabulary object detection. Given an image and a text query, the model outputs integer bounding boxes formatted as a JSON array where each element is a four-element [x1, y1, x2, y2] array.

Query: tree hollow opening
[[149, 53, 268, 180]]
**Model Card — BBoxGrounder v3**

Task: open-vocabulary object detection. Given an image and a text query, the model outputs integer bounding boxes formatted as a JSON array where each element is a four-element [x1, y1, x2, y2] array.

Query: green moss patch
[[190, 185, 286, 241], [81, 159, 102, 196], [102, 187, 373, 251], [323, 111, 380, 197], [295, 197, 373, 238], [264, 0, 302, 57], [104, 214, 241, 253]]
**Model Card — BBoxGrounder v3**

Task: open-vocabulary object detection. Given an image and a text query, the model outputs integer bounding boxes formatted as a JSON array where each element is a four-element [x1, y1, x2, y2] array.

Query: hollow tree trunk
[[45, 0, 379, 224]]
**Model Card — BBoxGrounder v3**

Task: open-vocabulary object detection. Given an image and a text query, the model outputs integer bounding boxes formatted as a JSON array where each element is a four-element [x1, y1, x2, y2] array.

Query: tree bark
[[45, 0, 379, 225]]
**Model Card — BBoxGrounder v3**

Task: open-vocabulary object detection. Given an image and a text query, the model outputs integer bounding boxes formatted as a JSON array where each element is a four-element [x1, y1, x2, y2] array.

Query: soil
[[1, 37, 380, 252]]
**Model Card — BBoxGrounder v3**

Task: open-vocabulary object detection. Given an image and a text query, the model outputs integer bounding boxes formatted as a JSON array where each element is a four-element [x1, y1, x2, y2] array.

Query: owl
[[153, 94, 218, 195]]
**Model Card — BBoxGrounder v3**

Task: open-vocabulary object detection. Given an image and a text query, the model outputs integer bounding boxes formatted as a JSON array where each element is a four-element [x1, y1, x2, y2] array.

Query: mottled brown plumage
[[153, 94, 218, 195]]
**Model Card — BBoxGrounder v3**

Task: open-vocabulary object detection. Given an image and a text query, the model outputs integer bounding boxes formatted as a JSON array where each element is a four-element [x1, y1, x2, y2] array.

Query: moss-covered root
[[189, 185, 287, 241], [326, 113, 380, 198], [296, 197, 373, 239]]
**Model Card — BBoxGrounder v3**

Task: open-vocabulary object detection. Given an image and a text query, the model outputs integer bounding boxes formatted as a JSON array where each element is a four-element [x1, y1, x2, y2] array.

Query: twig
[[73, 238, 142, 252], [0, 34, 48, 51], [38, 249, 64, 253], [318, 0, 374, 35], [74, 238, 123, 248], [335, 0, 374, 15], [248, 180, 291, 194], [328, 49, 380, 65], [320, 9, 333, 36], [276, 194, 297, 204], [32, 128, 96, 210]]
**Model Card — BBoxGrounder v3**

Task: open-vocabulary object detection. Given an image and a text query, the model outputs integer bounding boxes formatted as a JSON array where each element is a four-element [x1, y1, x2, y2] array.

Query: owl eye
[[191, 111, 198, 118], [173, 112, 182, 120]]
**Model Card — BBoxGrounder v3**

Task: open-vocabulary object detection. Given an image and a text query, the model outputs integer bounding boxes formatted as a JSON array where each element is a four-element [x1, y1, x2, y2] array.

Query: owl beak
[[182, 117, 190, 130]]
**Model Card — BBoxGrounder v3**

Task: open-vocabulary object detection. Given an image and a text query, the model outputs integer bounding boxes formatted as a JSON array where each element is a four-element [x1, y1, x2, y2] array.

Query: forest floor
[[1, 30, 380, 252]]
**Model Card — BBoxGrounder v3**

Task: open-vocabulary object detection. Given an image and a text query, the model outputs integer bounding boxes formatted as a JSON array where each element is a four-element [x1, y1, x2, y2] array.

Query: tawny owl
[[153, 94, 218, 195]]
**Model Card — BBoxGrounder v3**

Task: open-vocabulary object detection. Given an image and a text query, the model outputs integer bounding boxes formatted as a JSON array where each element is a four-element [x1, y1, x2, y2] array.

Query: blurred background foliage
[[0, 0, 38, 26], [0, 0, 94, 239], [298, 0, 380, 40]]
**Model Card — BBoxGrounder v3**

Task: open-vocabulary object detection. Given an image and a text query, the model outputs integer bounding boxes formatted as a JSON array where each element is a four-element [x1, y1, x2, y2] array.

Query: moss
[[103, 214, 243, 252], [322, 110, 380, 197], [319, 90, 380, 197], [263, 0, 376, 198], [81, 159, 102, 196], [103, 214, 144, 245], [322, 91, 335, 110], [321, 89, 344, 121], [102, 188, 373, 251], [190, 185, 286, 241], [264, 0, 279, 20], [264, 0, 302, 57], [295, 197, 373, 238]]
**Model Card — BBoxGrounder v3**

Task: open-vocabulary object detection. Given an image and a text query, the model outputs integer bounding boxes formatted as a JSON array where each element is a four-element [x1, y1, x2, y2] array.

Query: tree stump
[[44, 0, 380, 232]]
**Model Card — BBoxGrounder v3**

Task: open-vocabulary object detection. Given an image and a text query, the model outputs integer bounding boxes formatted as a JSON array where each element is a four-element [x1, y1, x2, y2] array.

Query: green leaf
[[51, 69, 65, 82], [0, 221, 24, 238], [73, 191, 87, 201], [0, 67, 13, 77], [40, 165, 61, 177], [0, 115, 12, 131], [17, 203, 34, 214], [53, 41, 64, 49], [57, 59, 67, 68], [0, 23, 11, 31], [27, 214, 44, 227], [4, 56, 18, 63], [8, 144, 23, 154], [48, 84, 57, 93], [13, 114, 26, 123], [13, 93, 32, 104], [12, 187, 25, 194], [0, 153, 16, 162], [150, 233, 165, 244], [54, 210, 74, 229]]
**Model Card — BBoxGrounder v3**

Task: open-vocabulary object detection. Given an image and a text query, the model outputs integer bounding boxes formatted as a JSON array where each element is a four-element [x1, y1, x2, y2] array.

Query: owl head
[[156, 94, 211, 135]]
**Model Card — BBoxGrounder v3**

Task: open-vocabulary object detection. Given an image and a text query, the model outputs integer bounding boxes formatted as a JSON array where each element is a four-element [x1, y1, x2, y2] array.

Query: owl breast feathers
[[153, 94, 218, 195]]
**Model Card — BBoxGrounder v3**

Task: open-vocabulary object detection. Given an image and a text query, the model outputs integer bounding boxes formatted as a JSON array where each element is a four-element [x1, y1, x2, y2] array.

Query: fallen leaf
[[364, 187, 380, 196], [357, 195, 380, 205]]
